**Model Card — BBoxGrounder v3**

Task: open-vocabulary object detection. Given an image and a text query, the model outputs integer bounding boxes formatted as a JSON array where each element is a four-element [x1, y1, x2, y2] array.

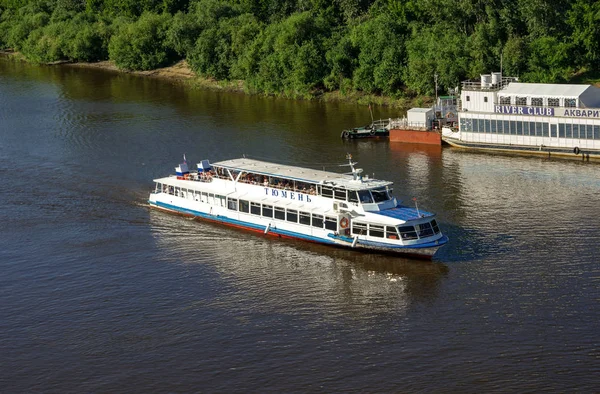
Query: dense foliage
[[1, 0, 598, 98]]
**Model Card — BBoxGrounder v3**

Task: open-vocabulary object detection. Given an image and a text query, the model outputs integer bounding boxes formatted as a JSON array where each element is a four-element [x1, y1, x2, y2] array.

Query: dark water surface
[[1, 58, 598, 392]]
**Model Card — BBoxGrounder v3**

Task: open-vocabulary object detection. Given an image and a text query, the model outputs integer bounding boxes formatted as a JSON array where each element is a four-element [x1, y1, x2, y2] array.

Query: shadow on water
[[147, 209, 449, 309]]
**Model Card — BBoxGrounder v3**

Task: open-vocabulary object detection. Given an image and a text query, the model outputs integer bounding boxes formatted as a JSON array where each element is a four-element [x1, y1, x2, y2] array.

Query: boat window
[[499, 96, 510, 105], [369, 225, 384, 238], [201, 192, 208, 203], [516, 96, 527, 106], [321, 186, 333, 198], [416, 222, 435, 238], [194, 191, 200, 201], [531, 97, 543, 107], [227, 198, 238, 211], [311, 214, 323, 228], [208, 193, 214, 205], [386, 226, 399, 239], [287, 209, 298, 223], [371, 188, 389, 203], [334, 188, 347, 201], [431, 220, 440, 234], [352, 222, 367, 235], [274, 207, 285, 220], [239, 200, 250, 213], [348, 191, 358, 203], [217, 195, 226, 207], [398, 225, 418, 240], [357, 190, 373, 204], [188, 190, 194, 200], [299, 212, 310, 225], [324, 216, 337, 231], [565, 98, 576, 108], [174, 187, 181, 197], [155, 183, 160, 193], [548, 98, 559, 107], [251, 202, 261, 215], [387, 188, 393, 199], [262, 204, 273, 218]]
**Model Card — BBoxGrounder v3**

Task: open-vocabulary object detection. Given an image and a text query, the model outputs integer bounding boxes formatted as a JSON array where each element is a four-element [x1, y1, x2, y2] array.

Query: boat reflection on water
[[148, 209, 448, 315], [389, 140, 443, 157]]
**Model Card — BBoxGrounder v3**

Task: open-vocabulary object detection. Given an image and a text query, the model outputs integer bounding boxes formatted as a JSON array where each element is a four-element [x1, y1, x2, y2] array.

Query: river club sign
[[495, 105, 554, 116], [494, 105, 600, 118]]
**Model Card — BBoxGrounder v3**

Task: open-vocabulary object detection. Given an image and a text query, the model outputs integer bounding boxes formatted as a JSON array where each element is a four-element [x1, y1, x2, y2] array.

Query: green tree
[[523, 35, 572, 82], [108, 12, 174, 70], [349, 14, 406, 95], [405, 23, 468, 95], [567, 0, 600, 70]]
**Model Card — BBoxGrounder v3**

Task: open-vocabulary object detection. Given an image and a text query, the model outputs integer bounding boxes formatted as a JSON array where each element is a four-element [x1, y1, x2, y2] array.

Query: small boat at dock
[[341, 119, 391, 139]]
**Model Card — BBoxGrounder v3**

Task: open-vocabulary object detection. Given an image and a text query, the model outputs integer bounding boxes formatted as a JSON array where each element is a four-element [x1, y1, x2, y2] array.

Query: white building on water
[[442, 72, 600, 160]]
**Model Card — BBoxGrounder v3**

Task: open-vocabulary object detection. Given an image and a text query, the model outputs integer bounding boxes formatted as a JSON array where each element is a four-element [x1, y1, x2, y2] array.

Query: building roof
[[212, 158, 391, 190], [499, 82, 595, 98], [408, 107, 433, 113]]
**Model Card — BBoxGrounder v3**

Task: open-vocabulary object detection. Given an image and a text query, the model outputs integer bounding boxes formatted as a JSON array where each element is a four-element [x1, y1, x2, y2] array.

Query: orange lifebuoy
[[340, 217, 349, 229]]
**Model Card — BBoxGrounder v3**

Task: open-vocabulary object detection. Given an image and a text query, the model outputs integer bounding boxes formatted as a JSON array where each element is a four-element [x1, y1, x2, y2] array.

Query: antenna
[[434, 73, 439, 104], [413, 197, 421, 217]]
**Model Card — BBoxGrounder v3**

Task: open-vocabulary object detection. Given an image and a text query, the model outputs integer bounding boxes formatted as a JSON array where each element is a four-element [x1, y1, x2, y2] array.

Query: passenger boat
[[148, 155, 448, 259], [442, 72, 600, 161]]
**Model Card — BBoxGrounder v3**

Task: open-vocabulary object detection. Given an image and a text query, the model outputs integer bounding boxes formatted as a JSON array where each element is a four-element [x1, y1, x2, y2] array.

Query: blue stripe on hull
[[149, 200, 336, 245]]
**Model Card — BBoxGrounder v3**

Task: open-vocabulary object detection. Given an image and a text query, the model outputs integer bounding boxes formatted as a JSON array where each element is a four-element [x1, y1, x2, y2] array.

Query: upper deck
[[213, 158, 391, 191]]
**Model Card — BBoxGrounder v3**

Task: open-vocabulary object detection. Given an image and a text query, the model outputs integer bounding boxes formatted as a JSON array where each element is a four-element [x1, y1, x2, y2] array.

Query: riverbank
[[0, 50, 429, 109]]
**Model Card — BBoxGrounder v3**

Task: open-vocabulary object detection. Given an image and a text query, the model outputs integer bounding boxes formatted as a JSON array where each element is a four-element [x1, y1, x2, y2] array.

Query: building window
[[398, 225, 418, 240], [239, 199, 250, 213], [274, 207, 285, 220], [466, 96, 470, 102], [299, 212, 311, 225], [311, 214, 323, 228], [227, 198, 238, 211], [548, 98, 559, 107], [499, 96, 511, 105], [565, 98, 576, 108], [286, 209, 298, 223], [369, 225, 384, 238], [352, 222, 367, 235], [325, 217, 337, 231], [386, 226, 399, 239], [516, 97, 527, 106], [262, 204, 273, 218], [250, 202, 261, 215], [531, 97, 543, 106], [484, 96, 488, 103]]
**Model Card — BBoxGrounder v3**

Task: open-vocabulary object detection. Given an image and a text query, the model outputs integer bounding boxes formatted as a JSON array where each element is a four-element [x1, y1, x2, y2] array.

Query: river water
[[1, 57, 598, 392]]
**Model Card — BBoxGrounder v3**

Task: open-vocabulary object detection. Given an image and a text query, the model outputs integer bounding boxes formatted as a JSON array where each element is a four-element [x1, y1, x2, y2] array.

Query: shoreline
[[0, 50, 428, 108]]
